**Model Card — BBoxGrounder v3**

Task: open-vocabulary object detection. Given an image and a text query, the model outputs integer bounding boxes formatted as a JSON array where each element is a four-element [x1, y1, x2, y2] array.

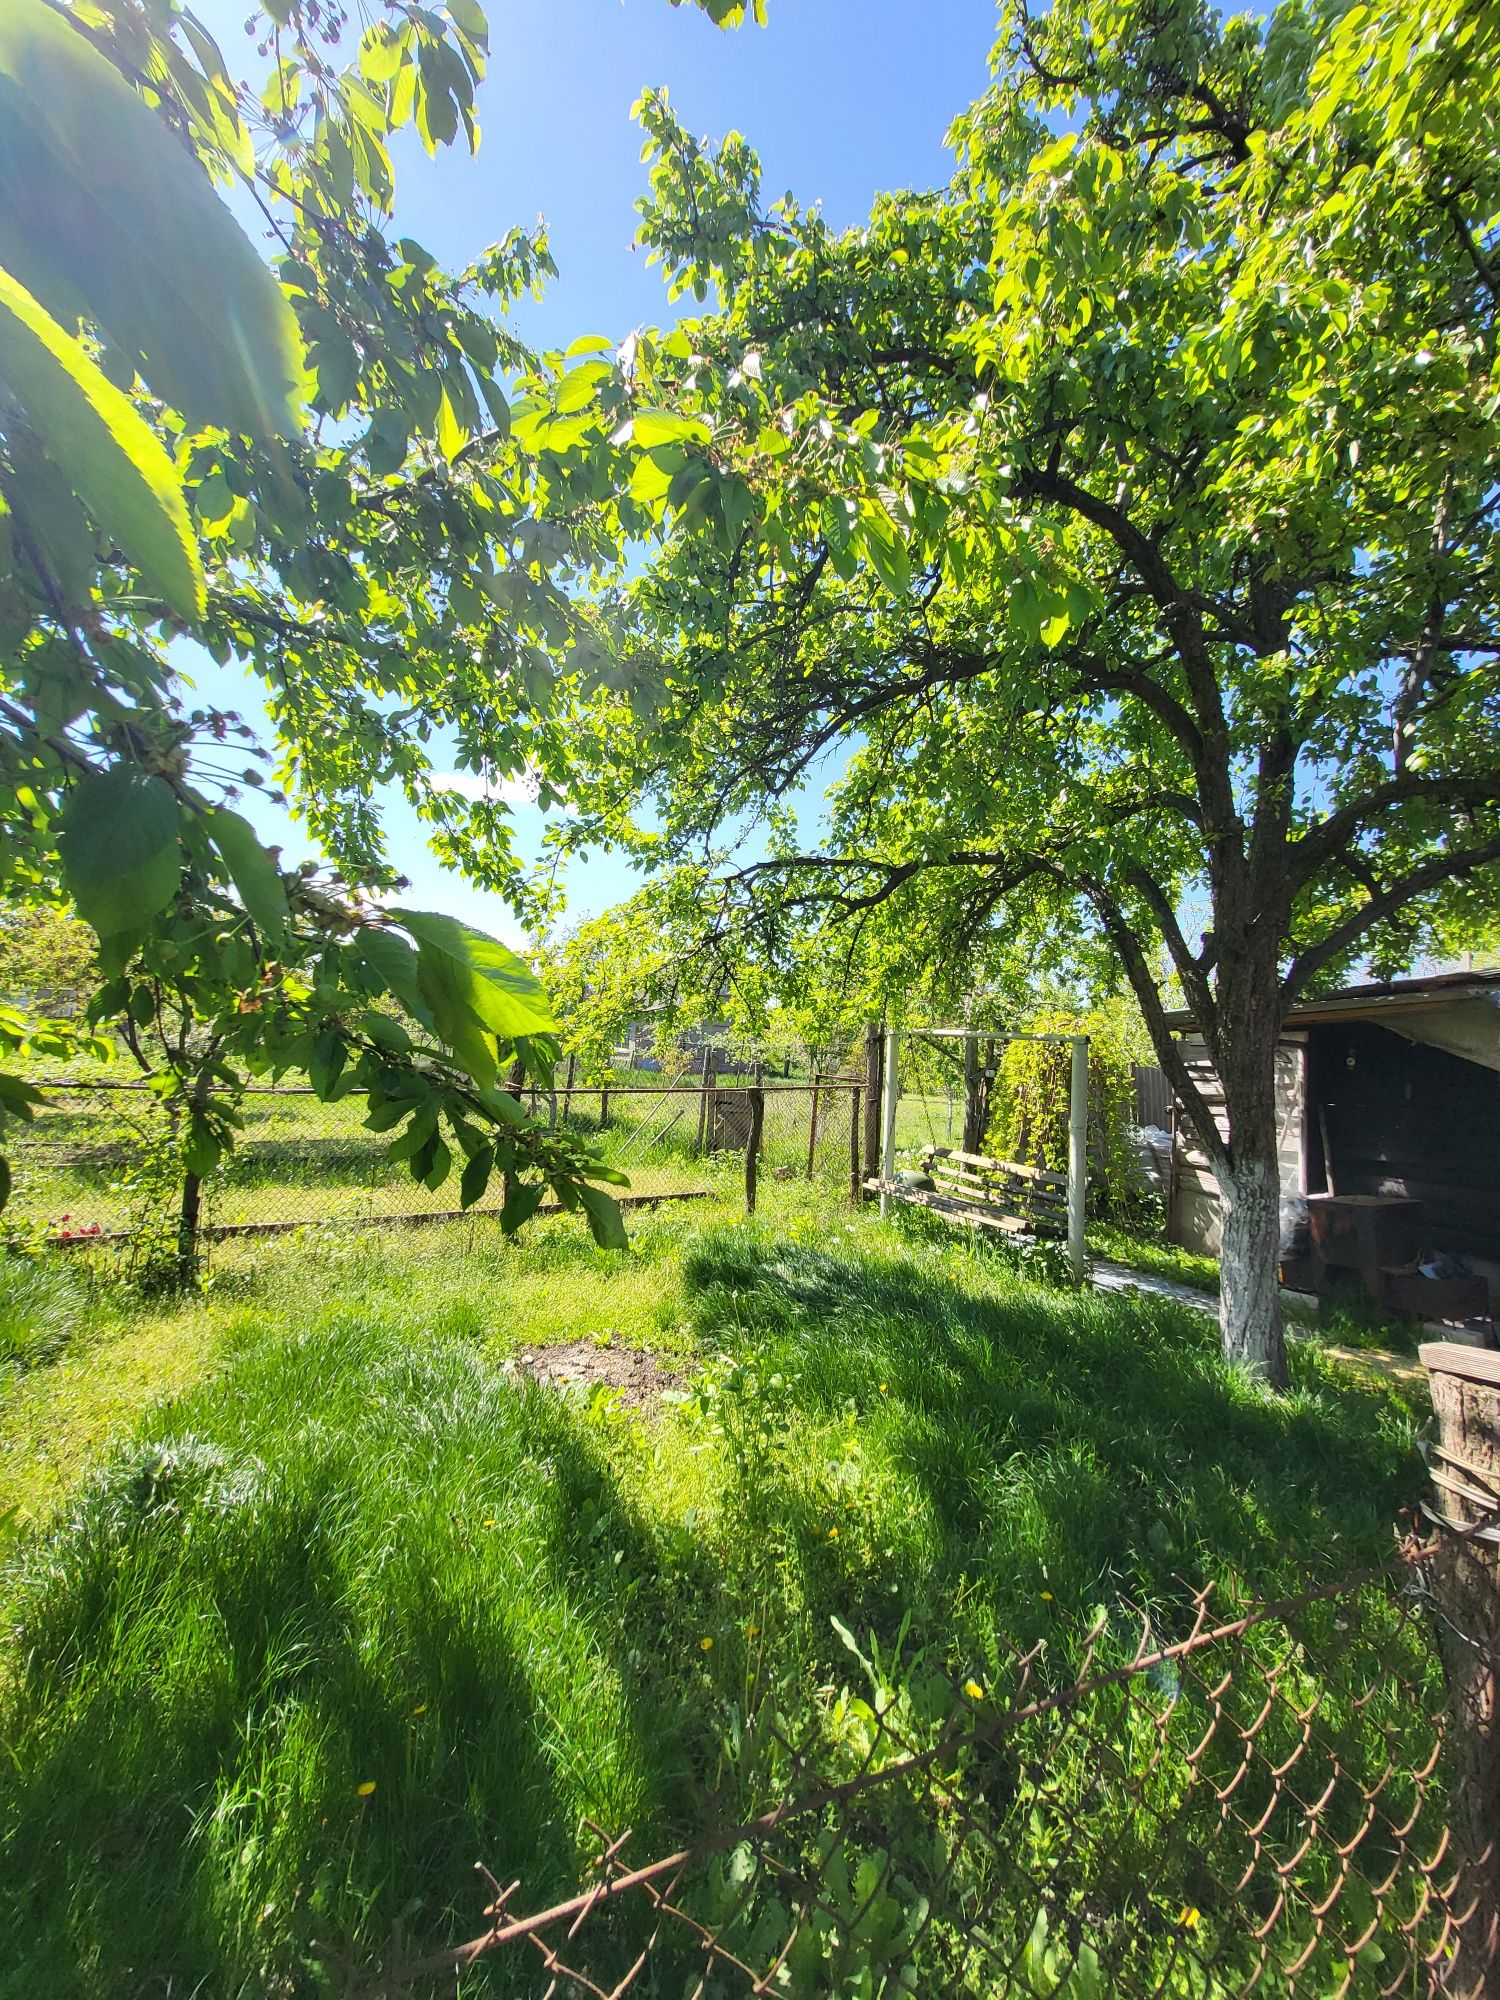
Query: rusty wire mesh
[[5, 1077, 863, 1244], [352, 1525, 1500, 2000]]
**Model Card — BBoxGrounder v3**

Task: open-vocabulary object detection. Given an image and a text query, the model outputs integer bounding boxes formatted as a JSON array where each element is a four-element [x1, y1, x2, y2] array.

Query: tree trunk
[[961, 1032, 986, 1154], [1209, 983, 1291, 1389], [1216, 1147, 1288, 1389], [1129, 942, 1291, 1391], [177, 1167, 202, 1288]]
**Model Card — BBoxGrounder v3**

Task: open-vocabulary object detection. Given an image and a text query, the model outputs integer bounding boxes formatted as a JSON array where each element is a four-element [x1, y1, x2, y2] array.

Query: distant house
[[1164, 971, 1500, 1319]]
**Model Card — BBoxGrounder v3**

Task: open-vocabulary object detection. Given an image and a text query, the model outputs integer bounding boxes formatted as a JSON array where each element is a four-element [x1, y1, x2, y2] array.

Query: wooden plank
[[921, 1146, 1065, 1187], [930, 1165, 1066, 1210], [871, 1179, 1064, 1240], [1423, 1343, 1500, 1392]]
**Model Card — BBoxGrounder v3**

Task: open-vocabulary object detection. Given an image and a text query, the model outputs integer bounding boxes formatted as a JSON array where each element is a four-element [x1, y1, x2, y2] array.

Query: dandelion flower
[[482, 1518, 496, 1528], [878, 1383, 888, 1394], [357, 1781, 377, 1798], [827, 1526, 840, 1540], [1040, 1590, 1055, 1602], [963, 1679, 985, 1701], [700, 1636, 714, 1652]]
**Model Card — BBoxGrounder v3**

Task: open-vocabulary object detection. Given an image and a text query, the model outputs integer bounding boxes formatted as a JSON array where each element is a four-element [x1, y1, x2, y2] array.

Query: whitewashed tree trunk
[[1216, 1148, 1288, 1389]]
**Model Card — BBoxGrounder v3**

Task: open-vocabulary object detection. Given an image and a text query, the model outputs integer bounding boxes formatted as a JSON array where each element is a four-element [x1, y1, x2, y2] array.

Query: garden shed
[[1164, 970, 1500, 1317]]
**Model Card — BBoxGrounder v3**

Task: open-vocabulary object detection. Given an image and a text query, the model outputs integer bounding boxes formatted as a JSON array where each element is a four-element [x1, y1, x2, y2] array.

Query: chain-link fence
[[5, 1076, 865, 1246], [345, 1520, 1500, 2000]]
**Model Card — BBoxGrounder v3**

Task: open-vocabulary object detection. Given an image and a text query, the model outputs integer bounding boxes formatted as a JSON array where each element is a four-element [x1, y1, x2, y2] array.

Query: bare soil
[[504, 1338, 679, 1407]]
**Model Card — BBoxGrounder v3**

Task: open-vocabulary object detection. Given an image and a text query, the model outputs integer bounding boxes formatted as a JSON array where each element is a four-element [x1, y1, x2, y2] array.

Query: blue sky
[[186, 0, 999, 942]]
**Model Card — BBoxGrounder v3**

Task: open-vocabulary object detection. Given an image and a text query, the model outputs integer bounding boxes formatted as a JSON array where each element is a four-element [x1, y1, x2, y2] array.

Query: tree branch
[[1283, 835, 1500, 1003], [1081, 878, 1228, 1170], [1288, 772, 1500, 889]]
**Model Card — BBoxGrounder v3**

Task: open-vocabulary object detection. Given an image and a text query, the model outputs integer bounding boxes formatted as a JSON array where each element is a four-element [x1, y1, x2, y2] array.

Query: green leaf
[[183, 1109, 222, 1179], [358, 27, 407, 84], [625, 408, 711, 448], [208, 809, 288, 938], [576, 1181, 628, 1250], [395, 907, 555, 1055], [386, 1099, 439, 1162], [1, 425, 96, 608], [0, 263, 203, 619], [859, 508, 911, 598], [0, 1074, 44, 1124], [459, 1143, 494, 1208], [360, 1010, 414, 1055], [446, 0, 488, 43], [0, 0, 301, 444], [356, 927, 429, 1022], [499, 1180, 545, 1235], [57, 767, 181, 936], [308, 1030, 347, 1099]]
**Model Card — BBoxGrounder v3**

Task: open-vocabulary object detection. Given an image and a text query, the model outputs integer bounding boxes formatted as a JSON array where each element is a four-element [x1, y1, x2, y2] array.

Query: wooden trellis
[[876, 1028, 1089, 1280]]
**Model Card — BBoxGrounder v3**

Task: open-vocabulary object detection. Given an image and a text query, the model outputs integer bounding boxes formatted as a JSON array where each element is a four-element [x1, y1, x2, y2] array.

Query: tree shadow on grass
[[0, 1336, 690, 2000], [676, 1223, 1423, 1660]]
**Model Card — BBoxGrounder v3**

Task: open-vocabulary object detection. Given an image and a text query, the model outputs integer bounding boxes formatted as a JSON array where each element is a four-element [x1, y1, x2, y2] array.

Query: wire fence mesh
[[342, 1521, 1500, 2000], [4, 1076, 866, 1244]]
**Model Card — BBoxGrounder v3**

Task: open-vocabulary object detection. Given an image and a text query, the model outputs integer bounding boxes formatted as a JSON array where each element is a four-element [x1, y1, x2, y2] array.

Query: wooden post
[[862, 1022, 883, 1181], [1067, 1035, 1088, 1282], [807, 1071, 822, 1179], [745, 1084, 765, 1215], [879, 1028, 900, 1219], [697, 1047, 718, 1153], [850, 1085, 862, 1203], [598, 1083, 610, 1131], [961, 1031, 984, 1155], [1420, 1342, 1500, 1994]]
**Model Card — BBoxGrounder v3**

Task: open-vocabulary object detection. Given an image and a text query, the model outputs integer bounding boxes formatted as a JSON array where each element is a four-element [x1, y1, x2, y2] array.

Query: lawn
[[4, 1075, 885, 1237], [0, 1187, 1429, 1997]]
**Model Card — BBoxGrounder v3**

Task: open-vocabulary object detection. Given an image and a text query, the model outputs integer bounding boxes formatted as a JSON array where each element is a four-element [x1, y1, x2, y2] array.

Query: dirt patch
[[503, 1339, 680, 1408]]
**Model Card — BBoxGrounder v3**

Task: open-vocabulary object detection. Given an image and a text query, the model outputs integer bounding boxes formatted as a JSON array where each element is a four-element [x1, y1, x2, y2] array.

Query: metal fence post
[[806, 1072, 822, 1179], [862, 1023, 882, 1182], [696, 1049, 716, 1154], [1067, 1034, 1088, 1282], [879, 1029, 900, 1220], [744, 1085, 764, 1215]]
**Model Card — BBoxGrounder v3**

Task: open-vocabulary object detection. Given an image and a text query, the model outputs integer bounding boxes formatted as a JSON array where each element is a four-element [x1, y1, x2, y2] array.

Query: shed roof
[[1165, 968, 1500, 1034]]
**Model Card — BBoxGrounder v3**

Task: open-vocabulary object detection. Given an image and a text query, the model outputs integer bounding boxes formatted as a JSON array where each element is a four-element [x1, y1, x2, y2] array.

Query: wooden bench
[[866, 1146, 1067, 1239], [922, 1146, 1067, 1235]]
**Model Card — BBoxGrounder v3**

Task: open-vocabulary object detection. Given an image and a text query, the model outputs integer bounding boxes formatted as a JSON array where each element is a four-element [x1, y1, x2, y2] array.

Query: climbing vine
[[987, 1009, 1152, 1225]]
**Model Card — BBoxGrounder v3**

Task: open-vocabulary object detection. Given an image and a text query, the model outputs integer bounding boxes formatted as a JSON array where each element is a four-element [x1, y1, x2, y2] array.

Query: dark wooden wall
[[1306, 1022, 1500, 1263]]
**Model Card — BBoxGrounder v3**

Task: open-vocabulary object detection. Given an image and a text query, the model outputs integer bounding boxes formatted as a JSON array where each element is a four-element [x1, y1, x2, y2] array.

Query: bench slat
[[921, 1146, 1065, 1188]]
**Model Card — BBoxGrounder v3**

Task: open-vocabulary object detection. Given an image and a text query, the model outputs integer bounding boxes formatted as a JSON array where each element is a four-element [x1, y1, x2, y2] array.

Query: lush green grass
[[7, 1078, 872, 1235], [0, 1191, 1427, 1996], [1088, 1222, 1222, 1294], [1089, 1222, 1438, 1356]]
